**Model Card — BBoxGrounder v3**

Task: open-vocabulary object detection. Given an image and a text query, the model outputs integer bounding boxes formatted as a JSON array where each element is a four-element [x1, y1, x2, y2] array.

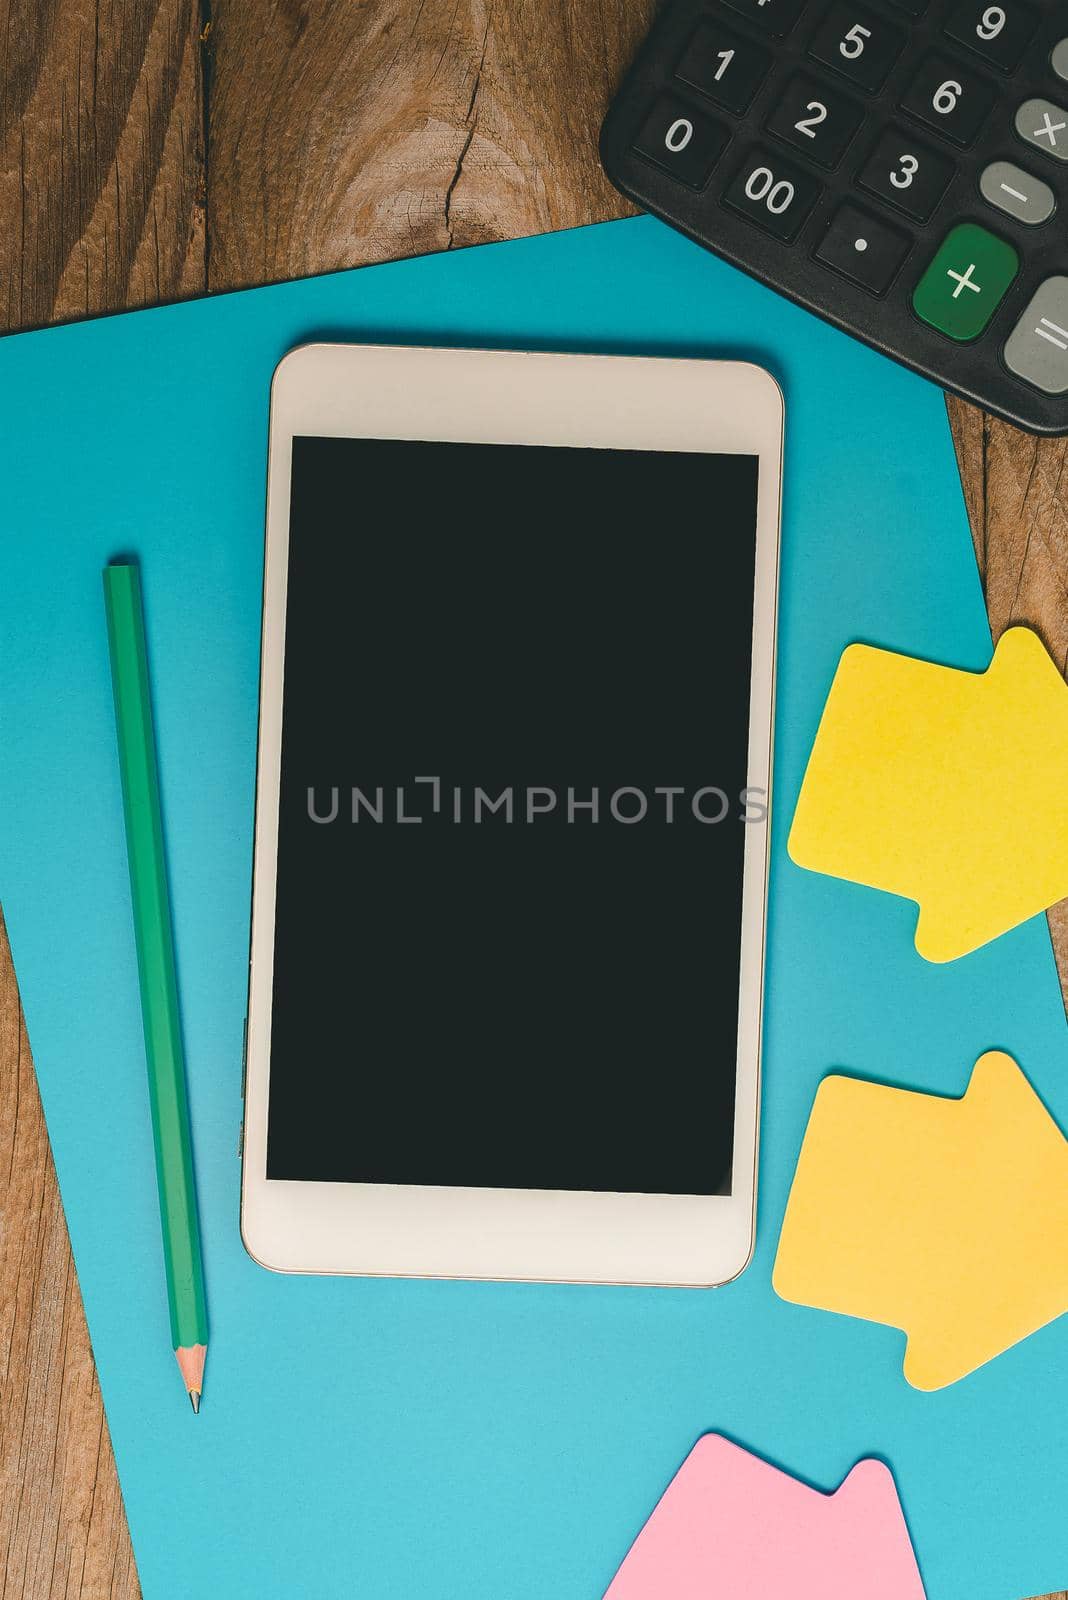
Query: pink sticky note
[[604, 1434, 926, 1600]]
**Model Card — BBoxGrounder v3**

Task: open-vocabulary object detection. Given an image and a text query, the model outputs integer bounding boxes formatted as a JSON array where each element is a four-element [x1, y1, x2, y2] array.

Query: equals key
[[1004, 278, 1068, 395]]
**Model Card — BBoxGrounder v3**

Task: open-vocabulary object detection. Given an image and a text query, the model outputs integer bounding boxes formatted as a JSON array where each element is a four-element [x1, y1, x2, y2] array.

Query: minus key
[[979, 161, 1055, 226]]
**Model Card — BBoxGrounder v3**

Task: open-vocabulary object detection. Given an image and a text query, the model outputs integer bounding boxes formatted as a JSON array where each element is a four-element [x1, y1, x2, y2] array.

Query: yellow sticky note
[[773, 1052, 1068, 1390], [788, 627, 1068, 961]]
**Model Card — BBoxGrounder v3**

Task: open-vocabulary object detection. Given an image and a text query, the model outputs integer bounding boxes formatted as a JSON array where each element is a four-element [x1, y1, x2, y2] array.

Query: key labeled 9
[[945, 0, 1038, 73]]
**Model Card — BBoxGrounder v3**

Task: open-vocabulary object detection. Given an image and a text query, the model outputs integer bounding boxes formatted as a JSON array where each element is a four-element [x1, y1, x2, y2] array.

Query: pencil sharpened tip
[[189, 1390, 201, 1415]]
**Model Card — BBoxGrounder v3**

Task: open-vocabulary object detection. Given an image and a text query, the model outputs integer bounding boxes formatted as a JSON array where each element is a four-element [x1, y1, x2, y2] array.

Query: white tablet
[[242, 344, 783, 1286]]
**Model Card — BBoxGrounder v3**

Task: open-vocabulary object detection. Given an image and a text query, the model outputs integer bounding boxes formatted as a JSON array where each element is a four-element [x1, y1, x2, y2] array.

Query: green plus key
[[912, 223, 1019, 342]]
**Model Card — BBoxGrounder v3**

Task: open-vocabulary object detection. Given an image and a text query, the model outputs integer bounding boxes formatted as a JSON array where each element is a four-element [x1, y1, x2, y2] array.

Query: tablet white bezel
[[242, 343, 782, 1286]]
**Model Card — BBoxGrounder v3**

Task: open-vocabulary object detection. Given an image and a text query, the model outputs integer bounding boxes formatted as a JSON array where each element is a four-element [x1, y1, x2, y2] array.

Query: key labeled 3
[[859, 128, 955, 220]]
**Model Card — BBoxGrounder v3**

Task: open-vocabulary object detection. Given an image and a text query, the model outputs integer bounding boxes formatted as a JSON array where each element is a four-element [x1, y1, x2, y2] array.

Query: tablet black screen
[[265, 436, 759, 1194]]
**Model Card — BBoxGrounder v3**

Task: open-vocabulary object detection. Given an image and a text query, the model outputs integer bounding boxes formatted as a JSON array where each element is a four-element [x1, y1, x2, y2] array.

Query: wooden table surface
[[0, 4, 1065, 1596]]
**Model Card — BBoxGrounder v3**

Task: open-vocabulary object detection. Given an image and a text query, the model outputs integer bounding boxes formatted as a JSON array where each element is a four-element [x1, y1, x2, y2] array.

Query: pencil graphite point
[[190, 1390, 201, 1415]]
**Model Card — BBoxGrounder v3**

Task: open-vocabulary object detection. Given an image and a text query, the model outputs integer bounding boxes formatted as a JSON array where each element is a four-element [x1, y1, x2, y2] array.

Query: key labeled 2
[[766, 76, 864, 168], [724, 148, 822, 239]]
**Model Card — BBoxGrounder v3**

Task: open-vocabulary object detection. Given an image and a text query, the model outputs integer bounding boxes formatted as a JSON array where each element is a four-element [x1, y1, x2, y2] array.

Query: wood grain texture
[[0, 0, 207, 329], [0, 3, 1066, 1596], [204, 0, 650, 288], [0, 916, 139, 1600], [947, 400, 1068, 1009]]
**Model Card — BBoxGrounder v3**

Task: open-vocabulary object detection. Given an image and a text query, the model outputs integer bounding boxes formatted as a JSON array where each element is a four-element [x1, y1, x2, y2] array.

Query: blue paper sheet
[[1, 217, 1065, 1600]]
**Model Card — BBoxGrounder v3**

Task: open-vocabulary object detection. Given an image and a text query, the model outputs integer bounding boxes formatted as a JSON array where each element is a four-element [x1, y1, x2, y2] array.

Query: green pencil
[[104, 559, 208, 1414]]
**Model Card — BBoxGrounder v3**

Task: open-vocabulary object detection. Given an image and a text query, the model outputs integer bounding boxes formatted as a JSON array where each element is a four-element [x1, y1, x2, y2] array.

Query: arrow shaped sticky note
[[787, 627, 1068, 961], [774, 1051, 1068, 1389], [603, 1433, 926, 1600]]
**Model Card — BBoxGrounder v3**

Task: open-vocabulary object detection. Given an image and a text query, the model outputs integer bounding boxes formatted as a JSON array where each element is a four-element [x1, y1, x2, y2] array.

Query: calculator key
[[632, 96, 729, 187], [1054, 41, 1068, 84], [944, 1, 1036, 74], [1003, 277, 1068, 393], [814, 202, 911, 293], [858, 128, 955, 220], [676, 22, 772, 115], [900, 56, 996, 145], [808, 3, 904, 93], [1015, 99, 1068, 163], [765, 75, 863, 167], [885, 0, 927, 12], [723, 148, 822, 239], [912, 222, 1018, 340], [979, 160, 1055, 224], [720, 0, 808, 37]]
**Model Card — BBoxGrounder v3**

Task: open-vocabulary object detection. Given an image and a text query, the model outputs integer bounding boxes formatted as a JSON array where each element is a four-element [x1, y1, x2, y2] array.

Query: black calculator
[[600, 0, 1068, 434]]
